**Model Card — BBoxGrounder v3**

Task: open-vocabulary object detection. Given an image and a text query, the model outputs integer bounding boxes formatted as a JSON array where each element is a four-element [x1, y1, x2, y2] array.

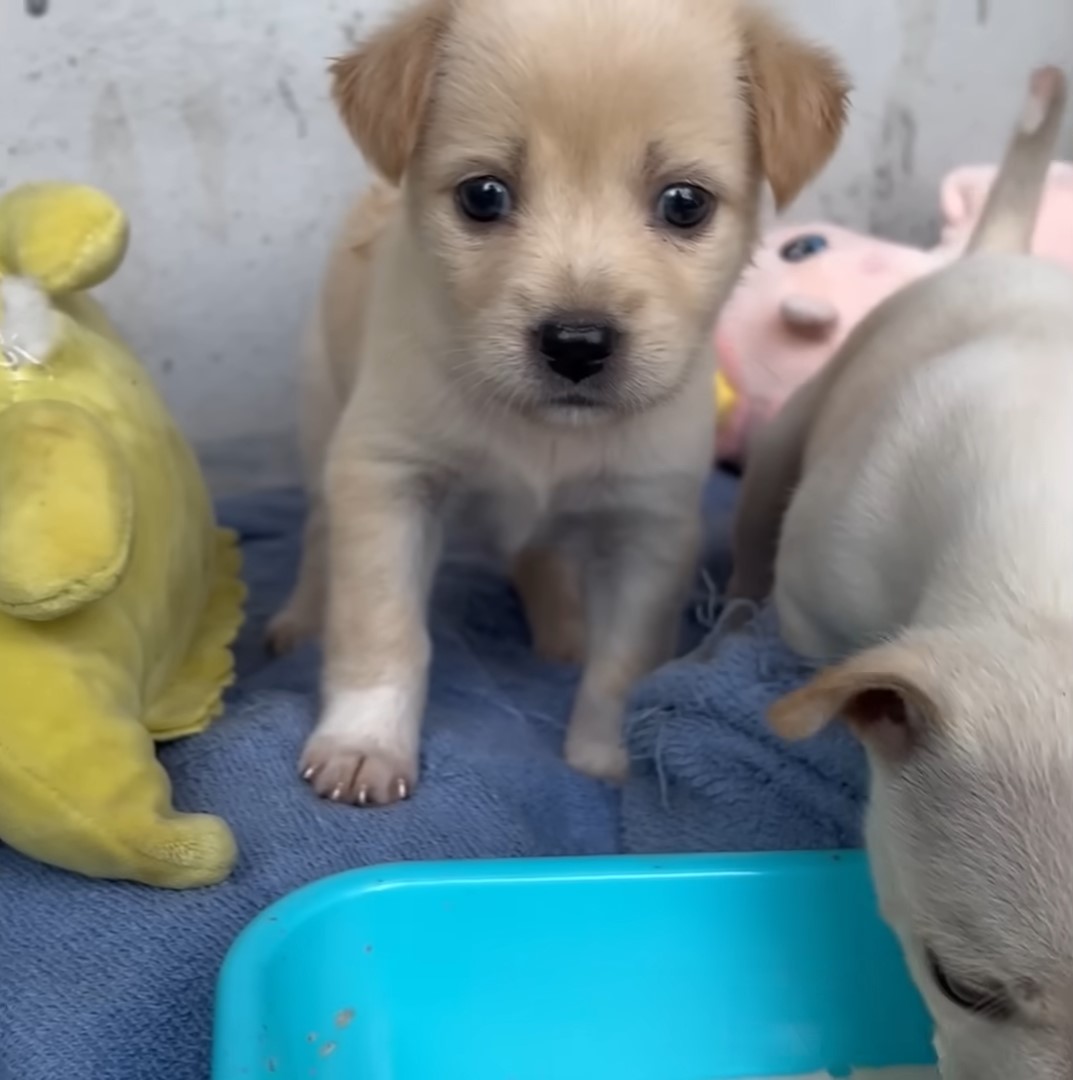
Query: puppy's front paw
[[564, 732, 629, 785], [300, 687, 420, 806], [300, 734, 416, 805]]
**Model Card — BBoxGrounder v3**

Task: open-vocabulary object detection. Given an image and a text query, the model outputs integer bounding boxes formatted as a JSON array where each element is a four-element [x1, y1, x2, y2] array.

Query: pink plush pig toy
[[714, 162, 1073, 467], [714, 222, 945, 465]]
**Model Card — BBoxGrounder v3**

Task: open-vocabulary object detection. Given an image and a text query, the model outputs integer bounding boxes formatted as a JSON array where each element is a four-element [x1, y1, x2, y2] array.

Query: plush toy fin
[[0, 399, 133, 619], [0, 183, 128, 293], [146, 528, 246, 741], [0, 633, 236, 888]]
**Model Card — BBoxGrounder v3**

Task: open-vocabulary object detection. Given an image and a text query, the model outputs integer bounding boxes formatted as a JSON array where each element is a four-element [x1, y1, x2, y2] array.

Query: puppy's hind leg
[[513, 544, 586, 666], [267, 318, 338, 654], [266, 498, 327, 654]]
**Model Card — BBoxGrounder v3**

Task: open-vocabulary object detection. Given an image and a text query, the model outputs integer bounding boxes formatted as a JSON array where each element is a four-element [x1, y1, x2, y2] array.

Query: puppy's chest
[[439, 413, 700, 555], [445, 464, 638, 556]]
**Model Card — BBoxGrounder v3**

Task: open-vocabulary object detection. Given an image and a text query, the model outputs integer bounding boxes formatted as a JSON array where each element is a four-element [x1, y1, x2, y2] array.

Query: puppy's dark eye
[[927, 950, 1011, 1019], [456, 176, 513, 224], [656, 184, 715, 230], [780, 233, 829, 262]]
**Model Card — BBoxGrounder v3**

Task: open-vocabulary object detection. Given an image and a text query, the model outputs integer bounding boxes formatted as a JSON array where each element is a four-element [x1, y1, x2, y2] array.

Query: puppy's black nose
[[538, 318, 617, 383]]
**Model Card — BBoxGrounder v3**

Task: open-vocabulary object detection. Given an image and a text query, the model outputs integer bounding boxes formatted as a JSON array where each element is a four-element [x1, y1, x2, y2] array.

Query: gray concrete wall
[[4, 0, 1072, 490]]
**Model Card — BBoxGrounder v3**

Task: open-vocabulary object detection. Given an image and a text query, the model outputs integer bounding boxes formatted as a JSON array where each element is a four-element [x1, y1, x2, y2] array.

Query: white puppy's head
[[331, 0, 847, 424], [772, 624, 1073, 1080]]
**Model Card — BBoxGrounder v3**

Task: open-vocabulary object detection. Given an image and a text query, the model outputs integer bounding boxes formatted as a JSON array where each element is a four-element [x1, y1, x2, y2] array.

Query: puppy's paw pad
[[300, 734, 416, 807], [564, 736, 629, 785]]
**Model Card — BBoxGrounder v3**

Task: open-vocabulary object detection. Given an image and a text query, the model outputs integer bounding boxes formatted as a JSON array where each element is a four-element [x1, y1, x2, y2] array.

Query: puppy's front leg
[[566, 512, 699, 782], [301, 459, 442, 806]]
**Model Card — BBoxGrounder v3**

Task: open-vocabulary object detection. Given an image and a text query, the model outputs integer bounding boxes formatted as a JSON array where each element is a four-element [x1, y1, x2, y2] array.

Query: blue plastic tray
[[214, 852, 935, 1079]]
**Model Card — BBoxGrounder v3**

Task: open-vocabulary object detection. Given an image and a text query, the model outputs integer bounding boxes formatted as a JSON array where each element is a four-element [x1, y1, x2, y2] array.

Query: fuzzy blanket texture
[[0, 474, 866, 1080]]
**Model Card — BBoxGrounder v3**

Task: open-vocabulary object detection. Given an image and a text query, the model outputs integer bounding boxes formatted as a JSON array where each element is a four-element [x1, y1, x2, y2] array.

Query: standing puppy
[[723, 69, 1073, 1080], [272, 0, 848, 805]]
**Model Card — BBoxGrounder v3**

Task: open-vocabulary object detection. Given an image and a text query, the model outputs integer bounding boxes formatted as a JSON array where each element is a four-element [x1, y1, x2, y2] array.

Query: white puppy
[[720, 67, 1073, 1080], [270, 0, 848, 805]]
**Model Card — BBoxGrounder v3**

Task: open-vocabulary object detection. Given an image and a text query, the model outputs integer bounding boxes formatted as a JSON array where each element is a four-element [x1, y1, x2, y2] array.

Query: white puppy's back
[[770, 65, 1073, 660], [775, 254, 1073, 659]]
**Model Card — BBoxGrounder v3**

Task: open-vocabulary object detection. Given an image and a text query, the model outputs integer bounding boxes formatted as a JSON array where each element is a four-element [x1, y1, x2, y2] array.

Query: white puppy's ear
[[768, 645, 939, 761], [331, 0, 451, 183], [739, 8, 850, 210]]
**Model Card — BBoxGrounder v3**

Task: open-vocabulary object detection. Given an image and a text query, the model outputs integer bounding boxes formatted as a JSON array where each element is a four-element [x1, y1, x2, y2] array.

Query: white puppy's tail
[[966, 65, 1068, 256]]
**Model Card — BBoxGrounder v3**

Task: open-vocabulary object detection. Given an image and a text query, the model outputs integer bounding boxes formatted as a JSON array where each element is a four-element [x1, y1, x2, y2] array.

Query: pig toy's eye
[[780, 233, 829, 262]]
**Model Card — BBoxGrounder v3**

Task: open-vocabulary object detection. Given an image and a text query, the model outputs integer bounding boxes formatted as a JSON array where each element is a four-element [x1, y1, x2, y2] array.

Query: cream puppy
[[719, 68, 1073, 1080], [271, 0, 848, 805]]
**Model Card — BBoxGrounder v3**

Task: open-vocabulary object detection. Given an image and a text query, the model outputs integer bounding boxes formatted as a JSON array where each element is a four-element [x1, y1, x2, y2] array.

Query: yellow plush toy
[[0, 182, 245, 888], [714, 370, 738, 432]]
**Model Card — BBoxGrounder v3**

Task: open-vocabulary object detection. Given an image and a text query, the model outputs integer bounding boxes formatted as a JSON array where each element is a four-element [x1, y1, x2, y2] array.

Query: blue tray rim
[[221, 849, 867, 979], [214, 850, 870, 1067]]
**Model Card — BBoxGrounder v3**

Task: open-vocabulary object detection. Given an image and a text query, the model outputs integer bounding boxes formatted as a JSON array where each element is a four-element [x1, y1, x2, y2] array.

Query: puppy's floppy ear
[[330, 0, 450, 183], [740, 8, 850, 210], [768, 645, 939, 761]]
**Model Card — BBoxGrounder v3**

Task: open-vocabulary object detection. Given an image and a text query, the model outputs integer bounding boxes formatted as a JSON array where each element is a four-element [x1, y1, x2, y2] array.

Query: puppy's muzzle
[[536, 315, 619, 384]]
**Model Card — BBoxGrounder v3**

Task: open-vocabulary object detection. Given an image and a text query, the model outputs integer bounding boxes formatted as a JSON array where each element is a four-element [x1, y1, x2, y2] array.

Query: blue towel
[[624, 607, 867, 854], [0, 474, 865, 1080]]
